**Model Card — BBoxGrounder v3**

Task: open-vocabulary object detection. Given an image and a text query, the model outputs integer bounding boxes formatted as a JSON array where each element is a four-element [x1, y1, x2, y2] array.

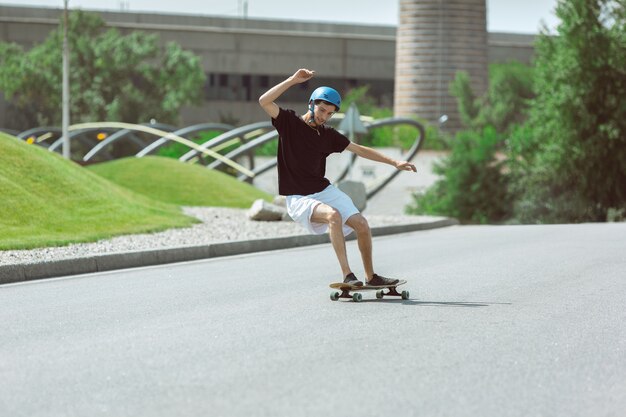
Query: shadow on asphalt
[[359, 299, 511, 307]]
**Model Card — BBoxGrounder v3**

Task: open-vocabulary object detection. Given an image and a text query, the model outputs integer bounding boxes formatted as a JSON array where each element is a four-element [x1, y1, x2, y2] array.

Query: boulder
[[273, 195, 287, 207], [247, 199, 286, 221]]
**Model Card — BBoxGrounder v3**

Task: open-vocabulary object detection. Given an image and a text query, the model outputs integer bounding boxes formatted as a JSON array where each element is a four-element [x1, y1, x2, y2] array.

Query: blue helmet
[[309, 86, 341, 111]]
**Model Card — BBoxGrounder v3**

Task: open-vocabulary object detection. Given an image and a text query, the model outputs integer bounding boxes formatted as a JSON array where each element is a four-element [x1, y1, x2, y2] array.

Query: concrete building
[[0, 4, 535, 130]]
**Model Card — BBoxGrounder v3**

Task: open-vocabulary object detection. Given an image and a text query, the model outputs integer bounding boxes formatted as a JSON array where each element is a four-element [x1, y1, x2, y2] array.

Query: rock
[[337, 180, 367, 212], [273, 195, 287, 207], [247, 199, 286, 221], [272, 196, 293, 221]]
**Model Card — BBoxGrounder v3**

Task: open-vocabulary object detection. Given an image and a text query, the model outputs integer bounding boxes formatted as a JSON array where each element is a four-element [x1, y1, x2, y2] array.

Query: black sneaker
[[343, 273, 364, 287], [367, 274, 399, 286]]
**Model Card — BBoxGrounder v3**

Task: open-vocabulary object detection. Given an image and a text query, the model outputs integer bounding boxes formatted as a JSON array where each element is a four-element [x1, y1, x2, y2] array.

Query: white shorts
[[286, 184, 360, 237]]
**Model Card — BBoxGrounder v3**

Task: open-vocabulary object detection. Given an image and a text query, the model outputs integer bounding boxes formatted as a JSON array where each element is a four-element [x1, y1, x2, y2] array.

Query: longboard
[[329, 279, 408, 302]]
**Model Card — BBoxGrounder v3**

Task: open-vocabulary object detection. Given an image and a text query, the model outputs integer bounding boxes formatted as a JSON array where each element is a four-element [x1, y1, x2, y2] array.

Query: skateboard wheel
[[352, 293, 363, 302], [401, 290, 410, 300], [330, 292, 340, 301], [376, 290, 384, 299]]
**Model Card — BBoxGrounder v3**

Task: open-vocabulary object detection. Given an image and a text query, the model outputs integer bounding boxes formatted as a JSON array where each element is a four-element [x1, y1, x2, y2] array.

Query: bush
[[407, 126, 511, 223]]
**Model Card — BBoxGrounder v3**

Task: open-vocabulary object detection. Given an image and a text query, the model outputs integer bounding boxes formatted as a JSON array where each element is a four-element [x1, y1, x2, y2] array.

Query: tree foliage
[[512, 0, 626, 222], [450, 61, 535, 134], [0, 10, 205, 129]]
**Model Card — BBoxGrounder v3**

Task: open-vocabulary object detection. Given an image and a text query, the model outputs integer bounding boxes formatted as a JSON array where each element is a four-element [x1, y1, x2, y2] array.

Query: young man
[[258, 68, 417, 287]]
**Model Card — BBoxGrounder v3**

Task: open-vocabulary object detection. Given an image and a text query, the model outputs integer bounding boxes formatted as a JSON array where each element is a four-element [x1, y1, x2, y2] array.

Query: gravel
[[0, 207, 442, 267]]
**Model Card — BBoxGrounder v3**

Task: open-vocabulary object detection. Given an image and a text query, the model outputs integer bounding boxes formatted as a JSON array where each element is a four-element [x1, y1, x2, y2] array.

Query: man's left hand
[[394, 160, 417, 172]]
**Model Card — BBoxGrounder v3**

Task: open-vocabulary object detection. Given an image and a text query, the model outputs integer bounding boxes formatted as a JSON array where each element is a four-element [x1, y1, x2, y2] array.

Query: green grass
[[87, 156, 272, 207], [0, 133, 197, 250]]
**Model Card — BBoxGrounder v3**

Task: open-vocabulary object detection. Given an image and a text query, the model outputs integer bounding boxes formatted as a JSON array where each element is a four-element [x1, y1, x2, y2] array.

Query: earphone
[[308, 102, 315, 124]]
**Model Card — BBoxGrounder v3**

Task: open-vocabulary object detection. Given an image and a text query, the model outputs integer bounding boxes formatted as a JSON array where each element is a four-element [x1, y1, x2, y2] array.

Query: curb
[[0, 218, 458, 285]]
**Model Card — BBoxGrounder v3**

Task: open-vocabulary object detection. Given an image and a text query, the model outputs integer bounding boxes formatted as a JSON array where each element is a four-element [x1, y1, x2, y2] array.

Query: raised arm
[[345, 142, 417, 172], [258, 69, 315, 119]]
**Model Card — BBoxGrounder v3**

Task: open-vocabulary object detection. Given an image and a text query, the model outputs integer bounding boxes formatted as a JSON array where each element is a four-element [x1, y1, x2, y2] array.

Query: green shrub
[[407, 126, 511, 223]]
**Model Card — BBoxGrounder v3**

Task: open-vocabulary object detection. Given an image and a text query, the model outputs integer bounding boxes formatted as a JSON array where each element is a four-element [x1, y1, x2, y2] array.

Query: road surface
[[1, 223, 625, 416]]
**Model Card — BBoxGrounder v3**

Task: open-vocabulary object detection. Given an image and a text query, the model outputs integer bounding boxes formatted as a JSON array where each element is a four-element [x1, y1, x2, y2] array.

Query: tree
[[450, 61, 535, 135], [0, 10, 205, 129], [512, 0, 626, 222]]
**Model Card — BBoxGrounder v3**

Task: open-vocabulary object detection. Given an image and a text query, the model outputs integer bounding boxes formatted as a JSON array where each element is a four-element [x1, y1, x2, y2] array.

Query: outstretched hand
[[290, 68, 315, 84], [395, 160, 417, 172]]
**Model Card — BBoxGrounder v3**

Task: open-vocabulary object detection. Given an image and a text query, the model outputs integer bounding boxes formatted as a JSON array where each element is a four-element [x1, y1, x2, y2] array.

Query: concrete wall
[[0, 5, 535, 130]]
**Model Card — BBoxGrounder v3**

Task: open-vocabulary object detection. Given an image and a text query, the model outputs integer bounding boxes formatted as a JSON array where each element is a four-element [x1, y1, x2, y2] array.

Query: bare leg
[[346, 214, 374, 281], [311, 204, 352, 278]]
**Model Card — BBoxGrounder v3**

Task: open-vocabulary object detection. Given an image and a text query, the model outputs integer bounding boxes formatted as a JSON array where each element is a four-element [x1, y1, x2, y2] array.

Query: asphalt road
[[1, 223, 625, 417]]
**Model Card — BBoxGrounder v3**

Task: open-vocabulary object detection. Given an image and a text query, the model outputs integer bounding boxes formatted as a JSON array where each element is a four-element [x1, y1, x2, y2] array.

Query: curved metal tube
[[48, 128, 102, 153], [178, 122, 273, 162], [136, 123, 234, 158], [82, 122, 177, 162], [209, 130, 279, 171], [70, 122, 255, 177], [18, 127, 61, 140], [237, 158, 278, 181]]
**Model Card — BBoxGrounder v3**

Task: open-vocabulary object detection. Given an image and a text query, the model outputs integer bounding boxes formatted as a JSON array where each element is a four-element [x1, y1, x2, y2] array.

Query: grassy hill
[[87, 156, 272, 207], [0, 133, 197, 250]]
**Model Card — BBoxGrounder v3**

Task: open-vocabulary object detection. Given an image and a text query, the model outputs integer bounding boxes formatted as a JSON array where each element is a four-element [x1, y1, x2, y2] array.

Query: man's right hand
[[259, 69, 315, 119], [290, 69, 315, 84]]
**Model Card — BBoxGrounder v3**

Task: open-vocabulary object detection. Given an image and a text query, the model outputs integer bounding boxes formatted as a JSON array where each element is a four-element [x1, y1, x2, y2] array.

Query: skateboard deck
[[329, 279, 408, 302]]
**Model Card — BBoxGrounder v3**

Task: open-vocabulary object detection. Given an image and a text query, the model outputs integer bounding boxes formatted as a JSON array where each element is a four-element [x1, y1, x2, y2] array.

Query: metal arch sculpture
[[17, 126, 120, 159], [18, 126, 61, 140], [17, 127, 62, 147], [69, 122, 255, 177], [82, 122, 177, 162], [203, 130, 280, 180], [48, 127, 118, 154], [178, 121, 274, 163], [135, 123, 235, 158]]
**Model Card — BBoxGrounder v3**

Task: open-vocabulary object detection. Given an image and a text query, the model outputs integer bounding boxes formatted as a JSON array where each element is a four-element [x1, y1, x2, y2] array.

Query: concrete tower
[[394, 0, 488, 132]]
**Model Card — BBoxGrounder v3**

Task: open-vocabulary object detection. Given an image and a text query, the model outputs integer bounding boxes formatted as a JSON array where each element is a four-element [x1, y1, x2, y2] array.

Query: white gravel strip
[[0, 207, 442, 267]]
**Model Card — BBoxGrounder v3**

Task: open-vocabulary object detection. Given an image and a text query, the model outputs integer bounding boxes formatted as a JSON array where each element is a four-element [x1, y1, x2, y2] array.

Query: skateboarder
[[259, 68, 416, 287]]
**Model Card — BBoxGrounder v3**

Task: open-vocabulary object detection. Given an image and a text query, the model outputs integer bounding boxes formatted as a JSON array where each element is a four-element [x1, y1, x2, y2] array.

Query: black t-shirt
[[271, 107, 350, 196]]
